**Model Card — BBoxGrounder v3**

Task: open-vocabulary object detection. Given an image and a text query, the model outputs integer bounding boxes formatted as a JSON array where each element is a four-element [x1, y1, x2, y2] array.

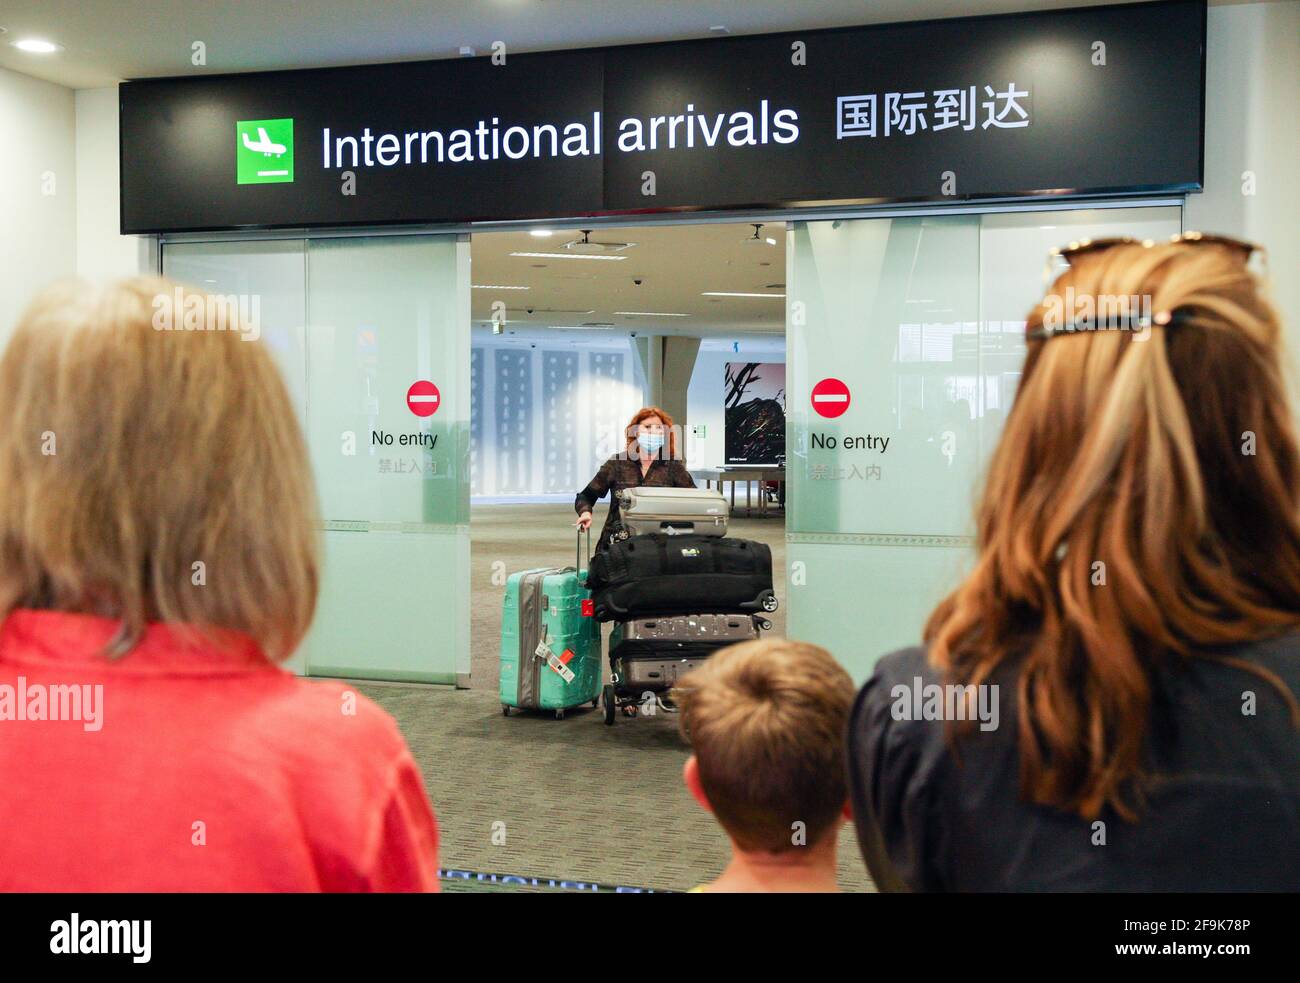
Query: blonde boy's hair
[[0, 277, 319, 660], [674, 639, 854, 853]]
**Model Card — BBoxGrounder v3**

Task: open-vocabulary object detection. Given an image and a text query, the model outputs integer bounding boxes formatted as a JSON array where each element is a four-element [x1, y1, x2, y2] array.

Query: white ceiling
[[470, 222, 786, 342], [0, 0, 1178, 90]]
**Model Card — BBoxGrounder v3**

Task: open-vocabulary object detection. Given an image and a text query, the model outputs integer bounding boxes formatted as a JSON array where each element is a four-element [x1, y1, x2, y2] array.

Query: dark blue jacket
[[848, 632, 1300, 891]]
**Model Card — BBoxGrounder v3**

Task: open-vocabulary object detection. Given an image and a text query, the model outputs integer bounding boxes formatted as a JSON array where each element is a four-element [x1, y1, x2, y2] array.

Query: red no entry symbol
[[407, 380, 440, 417], [811, 377, 851, 418]]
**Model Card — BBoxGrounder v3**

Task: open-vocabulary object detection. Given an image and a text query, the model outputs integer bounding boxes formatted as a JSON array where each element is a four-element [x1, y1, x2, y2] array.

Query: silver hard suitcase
[[619, 655, 708, 689], [616, 486, 729, 537], [609, 613, 768, 689], [616, 613, 766, 643]]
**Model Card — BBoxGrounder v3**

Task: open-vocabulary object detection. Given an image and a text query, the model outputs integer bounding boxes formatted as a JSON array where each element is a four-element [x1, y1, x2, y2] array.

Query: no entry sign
[[811, 377, 851, 418], [407, 380, 441, 417]]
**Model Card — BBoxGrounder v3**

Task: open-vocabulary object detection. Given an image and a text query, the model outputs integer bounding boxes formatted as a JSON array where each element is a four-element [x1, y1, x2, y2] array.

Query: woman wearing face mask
[[575, 406, 696, 552]]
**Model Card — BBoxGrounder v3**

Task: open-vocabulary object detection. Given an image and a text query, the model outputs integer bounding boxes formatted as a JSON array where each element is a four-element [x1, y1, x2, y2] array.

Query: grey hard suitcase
[[614, 612, 765, 647], [616, 486, 729, 537], [603, 613, 771, 723], [612, 613, 764, 684]]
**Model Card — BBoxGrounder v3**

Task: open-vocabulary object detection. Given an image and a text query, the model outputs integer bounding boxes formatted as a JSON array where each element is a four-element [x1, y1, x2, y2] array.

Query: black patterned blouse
[[575, 455, 696, 552]]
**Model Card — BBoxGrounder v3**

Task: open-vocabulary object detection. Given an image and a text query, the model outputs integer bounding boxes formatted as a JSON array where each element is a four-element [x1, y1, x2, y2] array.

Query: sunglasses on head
[[1048, 231, 1263, 269], [1030, 231, 1264, 341]]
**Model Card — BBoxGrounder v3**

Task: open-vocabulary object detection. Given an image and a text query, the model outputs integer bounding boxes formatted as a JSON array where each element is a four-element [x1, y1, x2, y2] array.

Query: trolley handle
[[576, 525, 591, 573]]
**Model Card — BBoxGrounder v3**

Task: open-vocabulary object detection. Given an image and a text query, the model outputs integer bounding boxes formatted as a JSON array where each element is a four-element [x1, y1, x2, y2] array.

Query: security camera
[[526, 307, 535, 314], [633, 279, 643, 286], [630, 331, 637, 337]]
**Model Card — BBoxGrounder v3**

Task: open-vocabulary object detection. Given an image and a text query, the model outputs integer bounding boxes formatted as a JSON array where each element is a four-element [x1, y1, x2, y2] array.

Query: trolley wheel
[[592, 696, 600, 708], [555, 708, 566, 721], [602, 685, 616, 726], [623, 703, 638, 718], [761, 593, 779, 613], [501, 704, 510, 717]]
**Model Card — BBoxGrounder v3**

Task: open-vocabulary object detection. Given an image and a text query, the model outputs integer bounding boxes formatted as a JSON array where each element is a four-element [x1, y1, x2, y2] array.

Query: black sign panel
[[120, 0, 1205, 233]]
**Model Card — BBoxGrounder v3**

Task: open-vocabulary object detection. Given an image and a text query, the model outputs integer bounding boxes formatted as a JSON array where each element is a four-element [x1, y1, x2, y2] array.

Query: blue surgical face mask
[[639, 432, 665, 455]]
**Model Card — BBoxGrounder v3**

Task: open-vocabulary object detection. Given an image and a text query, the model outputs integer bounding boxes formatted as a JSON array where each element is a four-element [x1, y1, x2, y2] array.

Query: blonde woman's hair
[[0, 277, 320, 660], [926, 241, 1300, 820]]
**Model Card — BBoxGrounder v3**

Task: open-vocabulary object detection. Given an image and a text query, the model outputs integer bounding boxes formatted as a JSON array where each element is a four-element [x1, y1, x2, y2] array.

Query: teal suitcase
[[500, 531, 601, 719]]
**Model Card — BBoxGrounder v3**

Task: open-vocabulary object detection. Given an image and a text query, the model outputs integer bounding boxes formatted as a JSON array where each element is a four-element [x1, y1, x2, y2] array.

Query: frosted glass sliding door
[[785, 206, 1180, 681], [162, 240, 310, 673], [163, 233, 470, 684], [303, 235, 470, 684]]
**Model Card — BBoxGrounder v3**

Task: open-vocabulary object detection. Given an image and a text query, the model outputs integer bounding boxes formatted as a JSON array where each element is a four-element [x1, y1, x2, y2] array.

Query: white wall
[[686, 337, 786, 470], [0, 77, 149, 349], [1187, 1, 1300, 379], [76, 86, 151, 282], [0, 67, 77, 344]]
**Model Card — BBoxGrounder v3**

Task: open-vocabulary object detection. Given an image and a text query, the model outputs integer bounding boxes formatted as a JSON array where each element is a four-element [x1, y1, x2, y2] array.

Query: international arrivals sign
[[119, 0, 1205, 233]]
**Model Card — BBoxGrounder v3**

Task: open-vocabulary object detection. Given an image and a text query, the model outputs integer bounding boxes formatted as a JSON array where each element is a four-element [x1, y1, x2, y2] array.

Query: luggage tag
[[547, 650, 576, 684], [533, 625, 556, 668], [534, 638, 577, 684]]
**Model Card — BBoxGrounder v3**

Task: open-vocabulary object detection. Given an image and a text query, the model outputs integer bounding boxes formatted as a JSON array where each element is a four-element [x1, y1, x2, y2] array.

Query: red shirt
[[0, 609, 439, 892]]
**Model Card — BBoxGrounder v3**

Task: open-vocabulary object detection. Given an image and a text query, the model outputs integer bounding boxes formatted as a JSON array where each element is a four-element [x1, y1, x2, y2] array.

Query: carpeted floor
[[356, 502, 875, 893]]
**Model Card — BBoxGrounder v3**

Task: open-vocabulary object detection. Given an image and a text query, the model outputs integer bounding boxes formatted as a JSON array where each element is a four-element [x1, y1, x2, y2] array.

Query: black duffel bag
[[585, 533, 777, 621]]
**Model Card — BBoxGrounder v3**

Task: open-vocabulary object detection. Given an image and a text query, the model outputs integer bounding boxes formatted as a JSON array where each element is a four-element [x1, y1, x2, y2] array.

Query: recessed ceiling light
[[765, 238, 777, 246], [510, 251, 627, 261], [529, 229, 552, 238], [12, 38, 61, 53], [701, 291, 786, 298], [472, 284, 530, 290], [614, 311, 693, 317]]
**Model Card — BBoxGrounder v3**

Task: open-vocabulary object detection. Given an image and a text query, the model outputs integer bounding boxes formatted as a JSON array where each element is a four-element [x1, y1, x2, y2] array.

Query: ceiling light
[[529, 229, 552, 238], [12, 38, 61, 53], [510, 251, 627, 261], [701, 291, 786, 298], [766, 237, 777, 246], [614, 311, 692, 317], [472, 284, 530, 290]]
